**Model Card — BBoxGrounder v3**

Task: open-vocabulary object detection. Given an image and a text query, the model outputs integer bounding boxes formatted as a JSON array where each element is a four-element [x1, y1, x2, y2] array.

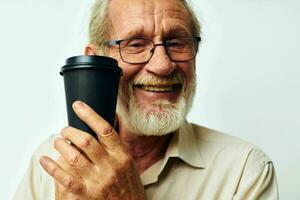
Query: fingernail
[[73, 101, 85, 111]]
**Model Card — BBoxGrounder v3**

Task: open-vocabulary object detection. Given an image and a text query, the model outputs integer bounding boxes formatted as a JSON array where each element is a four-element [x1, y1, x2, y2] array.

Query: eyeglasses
[[105, 37, 201, 64]]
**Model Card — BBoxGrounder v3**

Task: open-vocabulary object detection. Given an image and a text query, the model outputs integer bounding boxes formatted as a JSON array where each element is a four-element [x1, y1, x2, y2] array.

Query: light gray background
[[0, 0, 299, 199]]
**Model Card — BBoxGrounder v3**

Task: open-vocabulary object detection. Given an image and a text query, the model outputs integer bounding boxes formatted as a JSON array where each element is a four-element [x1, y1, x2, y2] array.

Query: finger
[[55, 182, 81, 200], [39, 156, 84, 194], [53, 136, 93, 170], [57, 156, 77, 174], [60, 126, 107, 164], [72, 100, 122, 152]]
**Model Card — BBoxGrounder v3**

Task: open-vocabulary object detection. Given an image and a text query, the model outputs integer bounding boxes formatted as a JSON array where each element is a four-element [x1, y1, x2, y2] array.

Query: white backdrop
[[0, 0, 299, 199]]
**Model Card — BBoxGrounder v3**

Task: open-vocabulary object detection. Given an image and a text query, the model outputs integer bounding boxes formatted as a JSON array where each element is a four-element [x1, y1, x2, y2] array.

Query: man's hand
[[39, 101, 147, 200]]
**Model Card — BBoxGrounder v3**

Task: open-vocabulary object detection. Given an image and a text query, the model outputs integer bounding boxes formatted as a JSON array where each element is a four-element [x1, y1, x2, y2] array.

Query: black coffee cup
[[60, 55, 122, 139]]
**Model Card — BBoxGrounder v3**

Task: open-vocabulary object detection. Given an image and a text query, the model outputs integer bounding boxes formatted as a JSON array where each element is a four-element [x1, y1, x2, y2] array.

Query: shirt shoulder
[[191, 123, 253, 145], [189, 123, 278, 199], [190, 123, 268, 161]]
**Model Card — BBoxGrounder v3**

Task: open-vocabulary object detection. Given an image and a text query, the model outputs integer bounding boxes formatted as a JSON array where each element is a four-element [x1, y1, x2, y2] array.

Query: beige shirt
[[14, 121, 278, 200]]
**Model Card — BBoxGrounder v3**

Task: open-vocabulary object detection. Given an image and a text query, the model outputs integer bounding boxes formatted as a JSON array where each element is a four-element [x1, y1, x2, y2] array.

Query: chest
[[144, 159, 242, 200]]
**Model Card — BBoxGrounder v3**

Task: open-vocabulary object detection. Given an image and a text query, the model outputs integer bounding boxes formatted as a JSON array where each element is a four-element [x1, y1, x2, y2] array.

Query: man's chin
[[136, 100, 178, 115], [117, 96, 187, 137]]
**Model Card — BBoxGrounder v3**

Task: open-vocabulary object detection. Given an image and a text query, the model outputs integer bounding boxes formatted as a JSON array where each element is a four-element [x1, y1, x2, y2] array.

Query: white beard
[[116, 72, 196, 136]]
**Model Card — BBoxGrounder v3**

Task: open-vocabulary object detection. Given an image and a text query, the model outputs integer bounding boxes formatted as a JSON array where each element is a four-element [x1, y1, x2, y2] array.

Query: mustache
[[130, 73, 184, 86]]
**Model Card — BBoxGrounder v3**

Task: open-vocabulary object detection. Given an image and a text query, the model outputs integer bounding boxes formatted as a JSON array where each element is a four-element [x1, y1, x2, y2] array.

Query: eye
[[126, 39, 149, 48], [166, 39, 185, 47], [120, 39, 150, 53], [128, 42, 146, 47]]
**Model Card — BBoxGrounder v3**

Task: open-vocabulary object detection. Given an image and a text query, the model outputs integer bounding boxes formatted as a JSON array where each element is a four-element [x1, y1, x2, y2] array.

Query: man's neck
[[117, 119, 172, 175]]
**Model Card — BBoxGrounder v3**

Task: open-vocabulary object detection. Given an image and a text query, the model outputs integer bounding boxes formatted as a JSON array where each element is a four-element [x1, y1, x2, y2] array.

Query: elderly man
[[14, 0, 278, 199]]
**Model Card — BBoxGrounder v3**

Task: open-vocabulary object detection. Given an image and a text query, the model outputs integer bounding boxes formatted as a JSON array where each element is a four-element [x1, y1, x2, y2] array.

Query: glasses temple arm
[[105, 40, 120, 46]]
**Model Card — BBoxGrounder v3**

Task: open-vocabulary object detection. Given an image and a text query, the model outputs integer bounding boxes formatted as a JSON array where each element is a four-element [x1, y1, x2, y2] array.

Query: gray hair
[[88, 0, 201, 54]]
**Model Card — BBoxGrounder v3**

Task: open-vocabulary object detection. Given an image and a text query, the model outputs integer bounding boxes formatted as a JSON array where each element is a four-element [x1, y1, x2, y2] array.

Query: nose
[[144, 45, 176, 77]]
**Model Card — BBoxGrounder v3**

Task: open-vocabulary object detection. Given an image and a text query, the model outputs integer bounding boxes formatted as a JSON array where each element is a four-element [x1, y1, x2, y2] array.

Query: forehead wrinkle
[[109, 0, 192, 39], [153, 1, 192, 37], [110, 0, 188, 16], [109, 0, 151, 38], [157, 12, 192, 37], [161, 7, 189, 20]]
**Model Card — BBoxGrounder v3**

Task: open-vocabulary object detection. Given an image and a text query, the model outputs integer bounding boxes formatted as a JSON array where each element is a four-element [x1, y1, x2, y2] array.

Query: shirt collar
[[172, 120, 206, 168], [140, 120, 206, 185]]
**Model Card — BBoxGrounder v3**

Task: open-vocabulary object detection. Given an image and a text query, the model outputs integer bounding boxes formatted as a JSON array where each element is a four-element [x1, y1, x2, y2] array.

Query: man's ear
[[84, 44, 99, 55]]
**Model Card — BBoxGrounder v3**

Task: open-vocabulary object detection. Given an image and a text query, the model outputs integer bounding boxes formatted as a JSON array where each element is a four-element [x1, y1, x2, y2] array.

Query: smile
[[135, 84, 182, 92]]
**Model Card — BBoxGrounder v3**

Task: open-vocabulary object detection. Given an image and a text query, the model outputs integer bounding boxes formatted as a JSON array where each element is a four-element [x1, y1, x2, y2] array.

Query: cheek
[[176, 62, 195, 85], [120, 64, 141, 83], [108, 50, 142, 83]]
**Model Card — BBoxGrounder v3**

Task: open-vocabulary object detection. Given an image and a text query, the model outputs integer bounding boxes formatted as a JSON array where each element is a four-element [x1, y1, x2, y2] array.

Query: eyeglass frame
[[104, 36, 201, 64]]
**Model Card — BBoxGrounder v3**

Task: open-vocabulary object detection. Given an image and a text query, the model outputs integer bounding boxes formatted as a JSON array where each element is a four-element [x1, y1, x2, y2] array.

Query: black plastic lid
[[60, 55, 122, 75]]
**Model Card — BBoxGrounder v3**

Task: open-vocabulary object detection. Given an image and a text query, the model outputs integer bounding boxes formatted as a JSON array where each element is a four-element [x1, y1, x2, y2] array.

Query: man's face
[[107, 0, 196, 136]]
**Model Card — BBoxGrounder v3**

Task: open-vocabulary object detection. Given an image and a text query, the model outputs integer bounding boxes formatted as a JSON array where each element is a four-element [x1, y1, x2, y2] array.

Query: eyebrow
[[121, 27, 146, 39], [120, 25, 192, 40], [164, 25, 192, 38]]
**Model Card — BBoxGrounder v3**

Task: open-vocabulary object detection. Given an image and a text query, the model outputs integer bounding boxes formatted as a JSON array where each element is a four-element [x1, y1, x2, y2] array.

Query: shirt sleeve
[[233, 148, 279, 200], [13, 154, 39, 200], [13, 135, 58, 200]]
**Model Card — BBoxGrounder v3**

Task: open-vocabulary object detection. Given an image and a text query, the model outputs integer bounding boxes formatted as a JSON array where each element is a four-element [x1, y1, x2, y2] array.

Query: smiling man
[[14, 0, 278, 199]]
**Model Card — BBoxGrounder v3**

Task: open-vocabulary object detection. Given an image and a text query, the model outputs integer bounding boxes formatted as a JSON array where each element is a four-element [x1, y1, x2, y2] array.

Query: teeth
[[141, 85, 173, 92]]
